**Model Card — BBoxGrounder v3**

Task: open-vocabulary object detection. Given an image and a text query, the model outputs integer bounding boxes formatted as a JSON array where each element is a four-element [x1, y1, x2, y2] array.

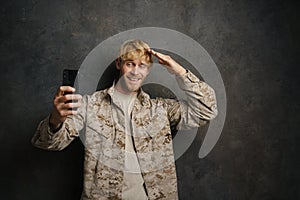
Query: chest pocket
[[84, 101, 115, 144], [132, 108, 168, 139]]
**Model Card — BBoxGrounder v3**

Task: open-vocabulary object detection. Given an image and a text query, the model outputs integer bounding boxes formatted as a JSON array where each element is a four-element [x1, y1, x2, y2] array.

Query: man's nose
[[131, 65, 139, 74]]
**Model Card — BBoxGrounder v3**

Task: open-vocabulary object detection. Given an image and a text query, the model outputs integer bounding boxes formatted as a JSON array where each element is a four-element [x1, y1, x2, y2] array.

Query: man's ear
[[115, 59, 121, 70]]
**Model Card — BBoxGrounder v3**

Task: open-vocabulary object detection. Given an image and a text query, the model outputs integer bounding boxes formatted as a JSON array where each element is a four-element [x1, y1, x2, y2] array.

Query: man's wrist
[[49, 121, 63, 133], [175, 67, 188, 76], [49, 113, 63, 133]]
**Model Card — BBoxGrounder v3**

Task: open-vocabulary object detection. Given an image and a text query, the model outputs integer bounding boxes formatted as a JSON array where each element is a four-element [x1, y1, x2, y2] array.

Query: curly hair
[[116, 39, 153, 65]]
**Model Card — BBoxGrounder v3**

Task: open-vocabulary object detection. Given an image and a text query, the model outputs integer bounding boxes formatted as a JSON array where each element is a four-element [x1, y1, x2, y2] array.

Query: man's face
[[116, 58, 151, 94]]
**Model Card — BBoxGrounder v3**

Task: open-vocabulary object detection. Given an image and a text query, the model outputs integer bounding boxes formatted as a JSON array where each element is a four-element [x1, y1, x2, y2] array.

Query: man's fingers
[[56, 86, 76, 96], [63, 102, 82, 109], [59, 109, 79, 117], [64, 94, 83, 101], [147, 48, 154, 54], [149, 49, 162, 58], [148, 49, 160, 58], [56, 103, 80, 116], [158, 59, 165, 64], [65, 110, 79, 115], [55, 94, 82, 104], [148, 48, 169, 62]]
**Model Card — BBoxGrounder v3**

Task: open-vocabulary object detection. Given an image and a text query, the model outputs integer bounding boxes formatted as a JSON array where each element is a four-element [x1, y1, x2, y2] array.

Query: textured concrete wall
[[0, 0, 299, 199]]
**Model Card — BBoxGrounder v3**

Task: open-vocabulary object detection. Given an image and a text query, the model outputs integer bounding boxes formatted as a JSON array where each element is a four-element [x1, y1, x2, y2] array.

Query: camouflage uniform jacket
[[32, 70, 218, 200]]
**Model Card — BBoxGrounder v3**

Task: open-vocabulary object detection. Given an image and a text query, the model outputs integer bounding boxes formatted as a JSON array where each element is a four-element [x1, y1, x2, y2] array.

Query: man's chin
[[125, 81, 143, 92]]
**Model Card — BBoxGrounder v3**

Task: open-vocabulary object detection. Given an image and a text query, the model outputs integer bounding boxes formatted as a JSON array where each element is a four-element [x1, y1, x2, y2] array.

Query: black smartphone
[[62, 69, 79, 109], [63, 69, 78, 87]]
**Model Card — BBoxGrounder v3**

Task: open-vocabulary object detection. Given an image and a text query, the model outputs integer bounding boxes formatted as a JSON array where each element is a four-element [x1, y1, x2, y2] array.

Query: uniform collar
[[106, 83, 151, 108]]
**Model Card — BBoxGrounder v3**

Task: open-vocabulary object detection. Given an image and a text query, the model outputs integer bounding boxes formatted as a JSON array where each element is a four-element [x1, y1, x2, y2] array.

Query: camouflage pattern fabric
[[32, 70, 218, 200]]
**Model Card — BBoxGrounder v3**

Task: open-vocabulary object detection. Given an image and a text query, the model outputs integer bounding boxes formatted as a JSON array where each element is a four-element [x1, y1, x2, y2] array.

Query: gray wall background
[[1, 0, 299, 199]]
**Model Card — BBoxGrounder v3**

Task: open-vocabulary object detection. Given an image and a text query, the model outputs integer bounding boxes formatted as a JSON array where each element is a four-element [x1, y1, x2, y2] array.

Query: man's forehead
[[124, 58, 150, 65]]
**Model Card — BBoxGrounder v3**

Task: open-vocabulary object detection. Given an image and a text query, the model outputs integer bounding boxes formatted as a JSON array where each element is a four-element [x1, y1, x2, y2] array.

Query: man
[[32, 39, 218, 199]]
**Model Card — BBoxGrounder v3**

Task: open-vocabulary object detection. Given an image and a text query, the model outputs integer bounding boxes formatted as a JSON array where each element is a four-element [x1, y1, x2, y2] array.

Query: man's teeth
[[128, 77, 141, 81]]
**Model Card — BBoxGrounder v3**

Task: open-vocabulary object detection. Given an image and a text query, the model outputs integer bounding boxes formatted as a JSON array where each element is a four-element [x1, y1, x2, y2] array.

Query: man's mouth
[[127, 77, 141, 83]]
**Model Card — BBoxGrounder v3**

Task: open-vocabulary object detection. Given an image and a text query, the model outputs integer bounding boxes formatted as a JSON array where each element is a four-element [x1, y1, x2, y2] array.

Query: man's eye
[[140, 64, 147, 69], [126, 62, 133, 66]]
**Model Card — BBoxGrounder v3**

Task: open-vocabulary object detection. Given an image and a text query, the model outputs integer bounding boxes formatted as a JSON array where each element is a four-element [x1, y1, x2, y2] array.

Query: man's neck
[[115, 83, 138, 96]]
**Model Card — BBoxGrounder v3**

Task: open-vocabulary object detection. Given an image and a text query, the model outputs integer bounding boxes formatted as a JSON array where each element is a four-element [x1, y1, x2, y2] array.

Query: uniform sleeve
[[165, 70, 218, 130], [31, 95, 88, 151]]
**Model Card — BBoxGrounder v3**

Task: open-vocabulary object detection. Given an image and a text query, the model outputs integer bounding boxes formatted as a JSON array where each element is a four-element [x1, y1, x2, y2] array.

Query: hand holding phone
[[62, 69, 79, 106], [48, 70, 82, 132]]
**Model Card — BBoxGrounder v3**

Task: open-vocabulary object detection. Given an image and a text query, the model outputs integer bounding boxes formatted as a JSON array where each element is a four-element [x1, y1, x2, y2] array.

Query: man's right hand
[[49, 86, 82, 131]]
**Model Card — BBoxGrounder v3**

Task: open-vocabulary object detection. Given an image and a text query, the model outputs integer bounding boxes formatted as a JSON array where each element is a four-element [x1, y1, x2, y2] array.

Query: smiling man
[[115, 40, 154, 94], [32, 39, 218, 199]]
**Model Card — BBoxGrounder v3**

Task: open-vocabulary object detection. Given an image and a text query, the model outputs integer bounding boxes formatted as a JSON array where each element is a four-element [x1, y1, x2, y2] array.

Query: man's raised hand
[[49, 86, 82, 131], [148, 49, 186, 76]]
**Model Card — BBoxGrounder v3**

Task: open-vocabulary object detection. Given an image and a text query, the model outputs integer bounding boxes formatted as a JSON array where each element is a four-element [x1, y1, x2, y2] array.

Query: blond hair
[[117, 39, 153, 65]]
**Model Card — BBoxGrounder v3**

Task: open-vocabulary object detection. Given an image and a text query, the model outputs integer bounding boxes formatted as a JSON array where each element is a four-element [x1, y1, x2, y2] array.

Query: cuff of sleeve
[[46, 115, 65, 136], [175, 70, 200, 89]]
